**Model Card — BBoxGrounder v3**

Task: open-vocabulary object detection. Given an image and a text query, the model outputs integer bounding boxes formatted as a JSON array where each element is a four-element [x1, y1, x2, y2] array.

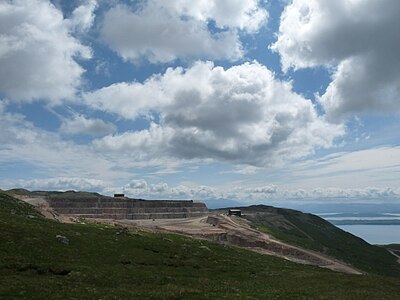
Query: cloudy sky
[[1, 0, 399, 206]]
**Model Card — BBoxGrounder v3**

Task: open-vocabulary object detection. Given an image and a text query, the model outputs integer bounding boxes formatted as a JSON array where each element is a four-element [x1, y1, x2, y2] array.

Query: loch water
[[337, 225, 400, 245]]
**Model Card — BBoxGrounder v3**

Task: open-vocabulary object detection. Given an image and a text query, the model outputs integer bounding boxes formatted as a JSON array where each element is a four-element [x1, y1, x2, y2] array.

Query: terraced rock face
[[47, 196, 208, 220]]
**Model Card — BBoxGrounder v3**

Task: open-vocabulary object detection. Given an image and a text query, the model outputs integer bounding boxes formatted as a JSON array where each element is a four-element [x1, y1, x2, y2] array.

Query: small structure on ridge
[[228, 209, 241, 217]]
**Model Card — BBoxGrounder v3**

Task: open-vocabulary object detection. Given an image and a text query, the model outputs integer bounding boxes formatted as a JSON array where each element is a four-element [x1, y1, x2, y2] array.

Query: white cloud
[[100, 0, 268, 64], [3, 175, 399, 203], [100, 2, 244, 63], [2, 177, 108, 192], [60, 114, 116, 137], [160, 0, 268, 32], [126, 179, 148, 190], [282, 187, 400, 201], [149, 182, 169, 193], [0, 0, 91, 104], [105, 180, 400, 202], [288, 146, 400, 189], [272, 0, 400, 120], [0, 101, 126, 180], [67, 0, 98, 33], [221, 165, 260, 175], [121, 181, 221, 200], [238, 185, 400, 202], [85, 79, 166, 119], [248, 185, 278, 194], [89, 61, 344, 166]]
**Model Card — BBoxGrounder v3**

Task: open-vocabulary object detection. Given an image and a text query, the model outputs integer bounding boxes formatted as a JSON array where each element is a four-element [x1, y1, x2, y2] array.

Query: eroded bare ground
[[16, 195, 361, 275], [387, 249, 400, 264], [111, 214, 362, 275], [13, 195, 80, 223]]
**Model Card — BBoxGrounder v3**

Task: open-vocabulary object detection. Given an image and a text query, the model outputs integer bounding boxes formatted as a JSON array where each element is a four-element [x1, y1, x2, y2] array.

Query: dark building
[[114, 193, 125, 198], [228, 209, 241, 217]]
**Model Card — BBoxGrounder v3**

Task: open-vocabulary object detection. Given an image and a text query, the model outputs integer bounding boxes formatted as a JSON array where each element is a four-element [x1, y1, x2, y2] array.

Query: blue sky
[[1, 0, 400, 207]]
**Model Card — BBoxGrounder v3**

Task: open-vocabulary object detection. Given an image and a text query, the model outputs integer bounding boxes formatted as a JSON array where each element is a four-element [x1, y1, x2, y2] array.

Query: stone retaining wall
[[48, 196, 208, 220]]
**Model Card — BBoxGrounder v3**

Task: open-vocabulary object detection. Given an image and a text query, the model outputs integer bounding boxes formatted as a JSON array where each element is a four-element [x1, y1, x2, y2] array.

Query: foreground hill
[[1, 192, 400, 299], [225, 205, 400, 277]]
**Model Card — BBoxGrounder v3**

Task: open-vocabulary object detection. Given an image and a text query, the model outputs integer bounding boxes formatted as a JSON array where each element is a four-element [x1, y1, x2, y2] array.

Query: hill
[[1, 192, 400, 299], [5, 189, 400, 276], [232, 205, 400, 277]]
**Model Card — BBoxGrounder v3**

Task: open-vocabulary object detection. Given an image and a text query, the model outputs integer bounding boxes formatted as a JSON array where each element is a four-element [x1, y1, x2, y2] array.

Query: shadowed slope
[[230, 205, 400, 277]]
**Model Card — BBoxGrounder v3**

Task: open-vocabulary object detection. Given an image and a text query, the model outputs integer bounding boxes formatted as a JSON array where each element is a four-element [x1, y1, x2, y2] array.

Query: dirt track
[[16, 195, 362, 275], [114, 214, 362, 275], [388, 249, 400, 264]]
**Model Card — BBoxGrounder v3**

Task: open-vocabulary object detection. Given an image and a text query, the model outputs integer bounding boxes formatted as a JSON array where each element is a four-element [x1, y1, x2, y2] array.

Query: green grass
[[1, 193, 400, 299], [384, 244, 400, 250], [242, 206, 400, 277]]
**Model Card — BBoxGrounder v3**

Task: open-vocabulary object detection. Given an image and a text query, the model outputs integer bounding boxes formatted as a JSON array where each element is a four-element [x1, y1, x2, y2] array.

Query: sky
[[0, 0, 400, 207]]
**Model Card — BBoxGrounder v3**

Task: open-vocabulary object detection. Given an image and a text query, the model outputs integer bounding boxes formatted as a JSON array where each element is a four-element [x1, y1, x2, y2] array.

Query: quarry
[[48, 195, 208, 220], [8, 190, 363, 275]]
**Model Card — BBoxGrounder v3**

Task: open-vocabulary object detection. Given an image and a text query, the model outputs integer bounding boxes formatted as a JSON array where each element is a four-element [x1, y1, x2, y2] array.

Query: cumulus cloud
[[89, 61, 344, 166], [60, 114, 116, 137], [149, 182, 169, 193], [101, 4, 240, 63], [248, 185, 278, 194], [3, 170, 399, 202], [0, 0, 91, 104], [126, 179, 148, 190], [67, 0, 98, 33], [160, 0, 268, 32], [0, 101, 126, 180], [105, 180, 400, 202], [3, 177, 108, 192], [236, 185, 400, 202], [100, 0, 267, 63], [272, 0, 400, 120], [286, 187, 400, 200], [120, 180, 220, 200]]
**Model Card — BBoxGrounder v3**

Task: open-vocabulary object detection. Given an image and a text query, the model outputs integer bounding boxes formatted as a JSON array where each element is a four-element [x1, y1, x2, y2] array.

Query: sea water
[[337, 225, 400, 245]]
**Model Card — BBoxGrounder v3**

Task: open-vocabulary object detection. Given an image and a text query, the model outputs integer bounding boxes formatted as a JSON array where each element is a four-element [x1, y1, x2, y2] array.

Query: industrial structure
[[228, 209, 242, 217], [47, 195, 208, 220]]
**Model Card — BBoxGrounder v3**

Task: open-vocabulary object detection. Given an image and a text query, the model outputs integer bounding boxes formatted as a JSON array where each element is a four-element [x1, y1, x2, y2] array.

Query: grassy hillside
[[1, 193, 400, 299], [384, 244, 400, 258], [385, 244, 400, 250], [239, 205, 400, 277]]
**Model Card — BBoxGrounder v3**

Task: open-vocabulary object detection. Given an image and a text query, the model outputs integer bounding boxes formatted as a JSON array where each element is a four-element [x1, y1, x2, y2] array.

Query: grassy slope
[[240, 205, 400, 277], [385, 244, 400, 250], [1, 193, 400, 299], [383, 245, 400, 258]]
